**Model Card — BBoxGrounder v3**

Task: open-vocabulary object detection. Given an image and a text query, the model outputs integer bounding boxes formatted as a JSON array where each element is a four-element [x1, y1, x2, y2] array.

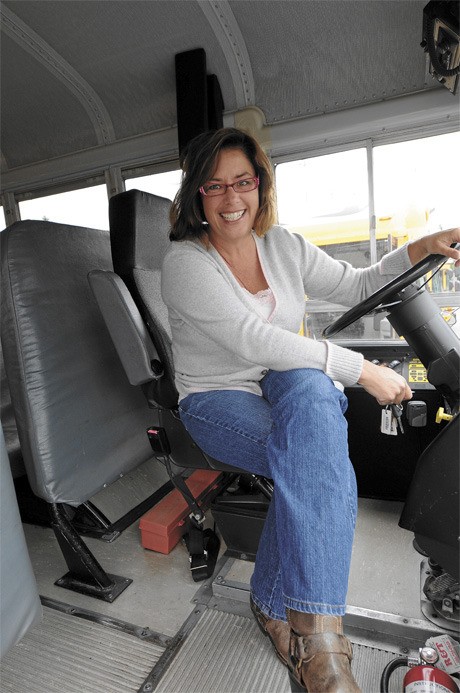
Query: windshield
[[276, 131, 460, 341]]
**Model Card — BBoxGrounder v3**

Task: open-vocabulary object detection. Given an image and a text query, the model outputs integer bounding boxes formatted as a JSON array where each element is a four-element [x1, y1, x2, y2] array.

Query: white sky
[[277, 132, 460, 231]]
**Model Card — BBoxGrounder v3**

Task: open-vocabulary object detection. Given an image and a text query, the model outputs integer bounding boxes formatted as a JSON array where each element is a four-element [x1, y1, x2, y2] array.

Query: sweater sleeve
[[287, 231, 412, 306], [162, 243, 364, 385]]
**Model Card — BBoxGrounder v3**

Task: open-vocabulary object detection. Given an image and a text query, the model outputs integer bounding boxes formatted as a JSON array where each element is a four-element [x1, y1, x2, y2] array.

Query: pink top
[[243, 287, 275, 321]]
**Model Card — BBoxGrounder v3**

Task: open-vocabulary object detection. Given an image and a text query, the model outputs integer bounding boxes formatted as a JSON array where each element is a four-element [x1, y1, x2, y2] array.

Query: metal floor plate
[[155, 607, 406, 693], [11, 486, 457, 693], [0, 606, 165, 693]]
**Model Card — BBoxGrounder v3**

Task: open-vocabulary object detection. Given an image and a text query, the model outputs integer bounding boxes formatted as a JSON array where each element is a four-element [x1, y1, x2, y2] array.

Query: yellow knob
[[435, 407, 453, 424]]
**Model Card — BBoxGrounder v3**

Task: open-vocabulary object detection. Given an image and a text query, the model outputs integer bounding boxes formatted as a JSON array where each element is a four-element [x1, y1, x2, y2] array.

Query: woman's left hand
[[407, 227, 460, 267]]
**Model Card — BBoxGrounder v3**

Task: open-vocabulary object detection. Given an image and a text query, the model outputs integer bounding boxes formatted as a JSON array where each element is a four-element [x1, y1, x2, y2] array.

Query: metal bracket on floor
[[50, 503, 132, 602]]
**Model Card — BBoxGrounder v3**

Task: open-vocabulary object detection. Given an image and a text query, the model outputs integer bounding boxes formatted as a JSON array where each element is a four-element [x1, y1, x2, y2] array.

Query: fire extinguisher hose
[[380, 656, 409, 692]]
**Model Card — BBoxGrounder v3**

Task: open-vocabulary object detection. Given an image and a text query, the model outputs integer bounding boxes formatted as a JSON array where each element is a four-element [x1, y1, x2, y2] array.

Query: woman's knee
[[261, 368, 343, 408]]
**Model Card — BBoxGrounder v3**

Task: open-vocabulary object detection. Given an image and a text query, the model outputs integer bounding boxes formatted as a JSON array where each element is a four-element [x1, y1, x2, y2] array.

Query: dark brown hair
[[169, 127, 277, 241]]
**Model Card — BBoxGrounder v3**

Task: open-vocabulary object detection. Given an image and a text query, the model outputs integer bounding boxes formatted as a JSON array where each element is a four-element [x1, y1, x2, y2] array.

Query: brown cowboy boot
[[250, 595, 291, 667], [287, 610, 361, 693]]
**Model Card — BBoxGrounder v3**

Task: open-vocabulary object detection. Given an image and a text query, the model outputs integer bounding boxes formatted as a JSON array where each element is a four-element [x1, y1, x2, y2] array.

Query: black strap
[[164, 458, 220, 581], [166, 460, 205, 523], [184, 521, 220, 582]]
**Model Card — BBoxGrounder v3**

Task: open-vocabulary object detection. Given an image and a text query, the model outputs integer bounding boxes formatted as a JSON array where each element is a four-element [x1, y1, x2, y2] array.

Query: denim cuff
[[284, 594, 346, 617]]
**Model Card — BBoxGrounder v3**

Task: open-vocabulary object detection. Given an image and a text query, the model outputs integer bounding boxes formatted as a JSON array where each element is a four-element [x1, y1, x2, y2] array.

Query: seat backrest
[[105, 192, 245, 475], [0, 425, 41, 659], [109, 189, 178, 408], [1, 220, 155, 505]]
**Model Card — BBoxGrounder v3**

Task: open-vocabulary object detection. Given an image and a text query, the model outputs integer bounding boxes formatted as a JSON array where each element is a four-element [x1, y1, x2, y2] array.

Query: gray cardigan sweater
[[161, 226, 412, 400]]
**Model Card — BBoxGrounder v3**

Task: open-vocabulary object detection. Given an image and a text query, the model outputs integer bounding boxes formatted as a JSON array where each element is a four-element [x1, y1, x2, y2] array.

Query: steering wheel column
[[323, 244, 460, 407], [322, 246, 460, 588], [387, 286, 460, 407]]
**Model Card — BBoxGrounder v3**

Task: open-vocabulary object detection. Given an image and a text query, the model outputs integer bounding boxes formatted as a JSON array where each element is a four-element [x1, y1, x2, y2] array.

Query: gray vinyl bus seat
[[88, 268, 238, 476], [104, 189, 243, 472], [0, 220, 159, 600], [0, 425, 42, 659], [109, 189, 178, 409], [89, 190, 241, 474], [89, 190, 273, 580]]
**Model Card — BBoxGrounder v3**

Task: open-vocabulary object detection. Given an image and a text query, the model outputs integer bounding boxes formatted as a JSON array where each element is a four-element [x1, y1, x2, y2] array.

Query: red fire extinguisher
[[380, 647, 459, 692]]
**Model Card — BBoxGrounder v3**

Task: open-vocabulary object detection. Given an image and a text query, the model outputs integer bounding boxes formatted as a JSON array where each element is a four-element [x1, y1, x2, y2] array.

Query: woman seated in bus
[[161, 127, 460, 693]]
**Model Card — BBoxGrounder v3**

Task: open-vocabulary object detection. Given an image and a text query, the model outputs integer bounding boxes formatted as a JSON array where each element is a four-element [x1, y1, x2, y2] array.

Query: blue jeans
[[178, 368, 357, 619]]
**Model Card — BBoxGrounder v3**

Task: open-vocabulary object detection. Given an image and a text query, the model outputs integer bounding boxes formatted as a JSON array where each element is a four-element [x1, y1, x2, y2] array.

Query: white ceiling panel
[[0, 33, 99, 169], [231, 0, 432, 123], [0, 0, 446, 182]]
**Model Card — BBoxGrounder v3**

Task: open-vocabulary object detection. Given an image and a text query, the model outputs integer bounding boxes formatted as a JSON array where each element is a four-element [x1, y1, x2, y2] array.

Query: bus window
[[374, 132, 460, 296], [19, 184, 109, 230], [276, 148, 371, 268], [276, 135, 460, 342], [125, 170, 182, 201], [374, 132, 460, 235], [277, 148, 376, 341]]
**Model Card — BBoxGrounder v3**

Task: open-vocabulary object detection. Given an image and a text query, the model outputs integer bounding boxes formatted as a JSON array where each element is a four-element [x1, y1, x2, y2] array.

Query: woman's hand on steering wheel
[[358, 360, 413, 406], [323, 228, 460, 339], [407, 227, 460, 267]]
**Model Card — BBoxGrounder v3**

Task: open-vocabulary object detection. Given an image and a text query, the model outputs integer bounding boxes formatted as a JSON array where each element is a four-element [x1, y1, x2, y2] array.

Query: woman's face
[[201, 148, 259, 244]]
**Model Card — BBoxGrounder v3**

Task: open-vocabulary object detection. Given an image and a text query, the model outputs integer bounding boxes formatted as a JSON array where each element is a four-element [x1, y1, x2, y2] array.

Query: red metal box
[[139, 470, 222, 554]]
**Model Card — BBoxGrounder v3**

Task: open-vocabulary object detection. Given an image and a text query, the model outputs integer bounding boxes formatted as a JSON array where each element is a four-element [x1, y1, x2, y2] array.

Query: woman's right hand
[[357, 360, 412, 406]]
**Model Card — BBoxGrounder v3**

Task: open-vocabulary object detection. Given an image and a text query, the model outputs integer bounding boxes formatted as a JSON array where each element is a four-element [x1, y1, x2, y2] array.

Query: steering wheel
[[322, 248, 456, 338]]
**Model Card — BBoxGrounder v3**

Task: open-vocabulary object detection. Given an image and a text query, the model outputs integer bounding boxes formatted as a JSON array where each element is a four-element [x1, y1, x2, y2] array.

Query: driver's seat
[[89, 189, 272, 579]]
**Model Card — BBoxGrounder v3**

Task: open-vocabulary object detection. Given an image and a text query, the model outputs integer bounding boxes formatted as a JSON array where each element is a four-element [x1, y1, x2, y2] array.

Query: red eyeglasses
[[199, 177, 259, 197]]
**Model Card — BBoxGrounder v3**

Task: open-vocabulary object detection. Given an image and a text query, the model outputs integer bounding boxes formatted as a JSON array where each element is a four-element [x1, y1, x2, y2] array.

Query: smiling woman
[[201, 150, 259, 244], [169, 128, 277, 243], [1, 2, 460, 690], [159, 125, 460, 693]]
